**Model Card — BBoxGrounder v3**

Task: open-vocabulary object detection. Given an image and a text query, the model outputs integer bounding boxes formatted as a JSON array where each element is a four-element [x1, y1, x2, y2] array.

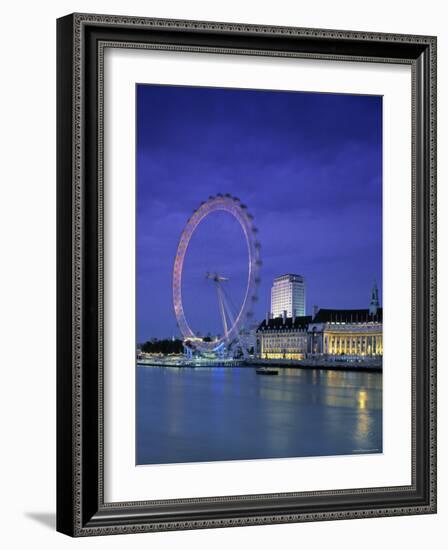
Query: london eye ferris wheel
[[172, 194, 261, 355]]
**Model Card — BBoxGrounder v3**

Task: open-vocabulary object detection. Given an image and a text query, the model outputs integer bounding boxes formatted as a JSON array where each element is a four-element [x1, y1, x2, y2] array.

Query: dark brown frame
[[57, 13, 437, 536]]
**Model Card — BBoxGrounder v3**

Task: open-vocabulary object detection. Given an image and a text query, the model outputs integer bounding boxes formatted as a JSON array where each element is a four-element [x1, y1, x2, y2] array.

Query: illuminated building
[[307, 307, 383, 357], [270, 274, 306, 318], [256, 312, 312, 360], [257, 283, 382, 360]]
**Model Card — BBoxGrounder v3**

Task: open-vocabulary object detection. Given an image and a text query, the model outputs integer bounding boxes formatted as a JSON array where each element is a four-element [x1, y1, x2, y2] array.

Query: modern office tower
[[270, 274, 306, 318]]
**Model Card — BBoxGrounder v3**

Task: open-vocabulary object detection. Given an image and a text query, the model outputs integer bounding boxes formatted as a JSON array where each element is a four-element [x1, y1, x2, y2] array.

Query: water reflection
[[137, 366, 382, 465]]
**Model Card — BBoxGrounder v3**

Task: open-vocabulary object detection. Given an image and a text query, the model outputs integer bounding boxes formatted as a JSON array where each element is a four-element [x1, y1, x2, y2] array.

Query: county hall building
[[256, 283, 382, 360]]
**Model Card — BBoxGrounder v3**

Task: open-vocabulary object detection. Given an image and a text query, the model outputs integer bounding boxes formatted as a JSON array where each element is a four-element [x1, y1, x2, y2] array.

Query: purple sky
[[136, 84, 382, 342]]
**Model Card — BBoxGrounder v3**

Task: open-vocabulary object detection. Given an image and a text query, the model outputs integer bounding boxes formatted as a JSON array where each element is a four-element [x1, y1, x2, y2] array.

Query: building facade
[[256, 313, 312, 360], [257, 283, 382, 361], [307, 308, 383, 358], [270, 274, 306, 318]]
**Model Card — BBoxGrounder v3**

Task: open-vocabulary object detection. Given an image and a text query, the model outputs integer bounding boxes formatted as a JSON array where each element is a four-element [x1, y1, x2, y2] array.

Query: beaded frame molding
[[56, 13, 437, 537]]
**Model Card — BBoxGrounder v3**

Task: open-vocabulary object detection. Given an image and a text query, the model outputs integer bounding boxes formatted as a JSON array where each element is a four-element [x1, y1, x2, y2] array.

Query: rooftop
[[312, 308, 383, 323], [273, 274, 305, 283], [257, 316, 312, 331], [256, 308, 382, 331]]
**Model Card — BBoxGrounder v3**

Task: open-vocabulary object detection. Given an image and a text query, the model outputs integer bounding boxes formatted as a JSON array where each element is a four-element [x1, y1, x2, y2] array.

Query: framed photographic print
[[56, 13, 437, 536]]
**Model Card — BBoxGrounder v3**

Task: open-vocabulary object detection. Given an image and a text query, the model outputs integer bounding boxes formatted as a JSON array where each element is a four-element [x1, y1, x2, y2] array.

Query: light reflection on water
[[136, 366, 382, 465]]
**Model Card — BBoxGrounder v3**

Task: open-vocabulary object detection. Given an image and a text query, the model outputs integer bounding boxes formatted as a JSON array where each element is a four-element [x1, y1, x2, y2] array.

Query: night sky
[[136, 84, 382, 342]]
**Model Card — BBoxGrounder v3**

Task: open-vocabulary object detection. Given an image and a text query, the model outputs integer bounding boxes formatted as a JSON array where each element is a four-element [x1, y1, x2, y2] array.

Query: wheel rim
[[172, 195, 261, 353]]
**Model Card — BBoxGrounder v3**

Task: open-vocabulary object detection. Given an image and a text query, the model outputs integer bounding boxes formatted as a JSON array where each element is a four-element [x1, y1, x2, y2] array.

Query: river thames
[[136, 366, 382, 465]]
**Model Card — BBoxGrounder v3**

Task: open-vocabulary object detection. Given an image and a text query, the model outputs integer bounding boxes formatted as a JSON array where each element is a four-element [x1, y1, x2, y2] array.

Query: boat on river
[[256, 367, 279, 376]]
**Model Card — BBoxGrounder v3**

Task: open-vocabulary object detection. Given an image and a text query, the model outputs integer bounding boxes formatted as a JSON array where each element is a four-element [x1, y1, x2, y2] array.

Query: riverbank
[[137, 357, 382, 372], [137, 359, 245, 368], [248, 358, 382, 372]]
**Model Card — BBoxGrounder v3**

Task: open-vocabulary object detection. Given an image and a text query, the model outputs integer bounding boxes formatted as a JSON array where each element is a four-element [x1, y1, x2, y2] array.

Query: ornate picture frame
[[57, 13, 437, 536]]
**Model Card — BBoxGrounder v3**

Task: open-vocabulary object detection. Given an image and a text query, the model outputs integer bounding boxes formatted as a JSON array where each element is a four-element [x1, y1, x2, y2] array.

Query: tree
[[141, 339, 183, 354]]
